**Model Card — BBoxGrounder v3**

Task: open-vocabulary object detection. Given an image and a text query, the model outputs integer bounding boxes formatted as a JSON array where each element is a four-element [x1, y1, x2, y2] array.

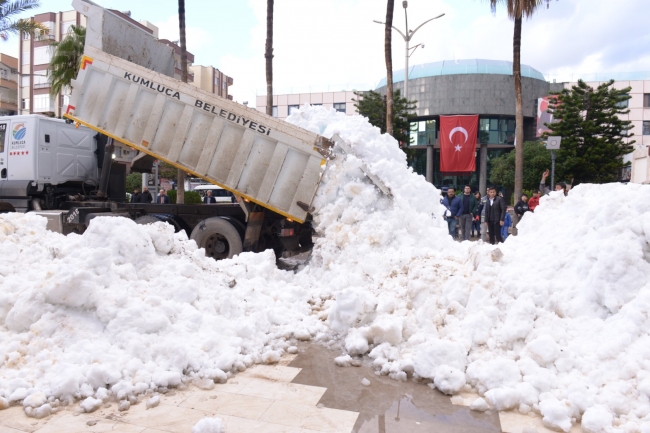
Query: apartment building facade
[[189, 65, 233, 100], [0, 54, 18, 115], [255, 91, 358, 119]]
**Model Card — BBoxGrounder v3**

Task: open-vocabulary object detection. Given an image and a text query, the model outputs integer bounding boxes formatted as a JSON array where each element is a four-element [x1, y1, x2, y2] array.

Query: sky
[[4, 0, 649, 106]]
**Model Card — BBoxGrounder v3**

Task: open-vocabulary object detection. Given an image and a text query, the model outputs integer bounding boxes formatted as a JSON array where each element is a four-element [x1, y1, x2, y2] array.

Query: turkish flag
[[440, 115, 478, 173]]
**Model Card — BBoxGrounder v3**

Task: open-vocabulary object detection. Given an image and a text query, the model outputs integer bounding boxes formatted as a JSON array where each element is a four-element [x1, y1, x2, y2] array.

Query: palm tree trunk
[[513, 15, 524, 225], [177, 0, 188, 204], [385, 0, 394, 137], [265, 0, 274, 116]]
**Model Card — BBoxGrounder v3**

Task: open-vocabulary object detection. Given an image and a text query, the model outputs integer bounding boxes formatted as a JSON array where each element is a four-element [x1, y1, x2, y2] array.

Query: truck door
[[0, 122, 7, 180]]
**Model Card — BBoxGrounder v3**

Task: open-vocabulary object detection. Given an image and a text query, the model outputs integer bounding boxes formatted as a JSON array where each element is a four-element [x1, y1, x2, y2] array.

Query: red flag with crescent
[[439, 115, 478, 173]]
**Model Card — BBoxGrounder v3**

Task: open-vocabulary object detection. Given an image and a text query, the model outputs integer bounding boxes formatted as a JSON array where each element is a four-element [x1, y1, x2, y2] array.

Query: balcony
[[34, 83, 50, 89]]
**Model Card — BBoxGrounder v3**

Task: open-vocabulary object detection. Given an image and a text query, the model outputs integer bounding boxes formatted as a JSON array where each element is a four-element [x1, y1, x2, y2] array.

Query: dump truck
[[0, 0, 389, 260]]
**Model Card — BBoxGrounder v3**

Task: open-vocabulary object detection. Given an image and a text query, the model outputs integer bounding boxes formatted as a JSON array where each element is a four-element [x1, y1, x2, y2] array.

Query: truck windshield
[[0, 123, 5, 153]]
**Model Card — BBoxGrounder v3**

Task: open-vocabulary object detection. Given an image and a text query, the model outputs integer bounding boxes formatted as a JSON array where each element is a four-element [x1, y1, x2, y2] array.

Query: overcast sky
[[4, 0, 649, 105]]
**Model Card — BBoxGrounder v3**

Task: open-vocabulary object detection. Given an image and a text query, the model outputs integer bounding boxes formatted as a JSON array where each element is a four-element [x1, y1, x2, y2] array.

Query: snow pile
[[1, 105, 649, 433], [0, 212, 324, 417], [287, 107, 650, 431]]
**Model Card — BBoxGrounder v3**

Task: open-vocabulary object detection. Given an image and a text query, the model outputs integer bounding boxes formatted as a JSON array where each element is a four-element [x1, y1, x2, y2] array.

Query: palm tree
[[0, 0, 47, 41], [384, 0, 394, 136], [489, 0, 550, 220], [177, 0, 188, 204], [265, 0, 273, 116], [47, 25, 85, 96]]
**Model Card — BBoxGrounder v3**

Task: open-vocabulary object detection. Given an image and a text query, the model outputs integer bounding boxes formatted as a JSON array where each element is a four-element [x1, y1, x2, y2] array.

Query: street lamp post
[[374, 2, 443, 184]]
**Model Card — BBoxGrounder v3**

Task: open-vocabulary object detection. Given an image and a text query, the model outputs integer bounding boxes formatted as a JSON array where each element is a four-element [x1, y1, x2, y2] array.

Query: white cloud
[[153, 14, 213, 54]]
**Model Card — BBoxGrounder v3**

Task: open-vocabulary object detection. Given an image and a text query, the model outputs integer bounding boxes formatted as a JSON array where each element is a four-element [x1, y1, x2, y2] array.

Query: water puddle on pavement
[[289, 344, 501, 433]]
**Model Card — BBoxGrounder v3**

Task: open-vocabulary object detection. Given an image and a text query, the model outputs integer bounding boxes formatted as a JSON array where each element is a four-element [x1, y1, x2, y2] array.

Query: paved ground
[[0, 344, 578, 433]]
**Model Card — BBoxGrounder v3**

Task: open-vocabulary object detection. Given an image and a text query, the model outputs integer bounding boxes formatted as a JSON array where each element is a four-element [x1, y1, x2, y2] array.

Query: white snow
[[192, 416, 224, 433], [0, 105, 649, 432], [361, 378, 370, 386]]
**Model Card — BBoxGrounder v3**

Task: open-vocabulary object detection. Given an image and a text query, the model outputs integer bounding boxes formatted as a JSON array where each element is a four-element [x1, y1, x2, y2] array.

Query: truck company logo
[[124, 72, 181, 100], [12, 124, 26, 140]]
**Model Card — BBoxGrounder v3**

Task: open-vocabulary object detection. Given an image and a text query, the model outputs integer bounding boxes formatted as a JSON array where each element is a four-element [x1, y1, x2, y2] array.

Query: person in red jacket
[[528, 190, 541, 212]]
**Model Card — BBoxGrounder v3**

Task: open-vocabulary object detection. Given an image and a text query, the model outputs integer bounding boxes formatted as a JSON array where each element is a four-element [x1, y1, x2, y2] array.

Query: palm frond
[[0, 0, 41, 17], [47, 25, 85, 96], [487, 0, 546, 19]]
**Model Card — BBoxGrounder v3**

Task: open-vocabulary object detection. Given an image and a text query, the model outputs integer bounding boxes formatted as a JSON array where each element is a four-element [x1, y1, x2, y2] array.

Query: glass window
[[643, 121, 650, 136], [33, 74, 49, 88], [214, 76, 219, 86], [22, 50, 30, 65], [644, 94, 650, 108], [479, 116, 515, 144], [0, 123, 6, 153], [21, 99, 29, 110], [21, 75, 29, 86], [272, 106, 277, 117], [33, 46, 51, 65], [22, 31, 29, 40], [616, 95, 629, 108], [288, 104, 300, 115], [61, 21, 75, 36], [409, 120, 436, 145], [33, 94, 53, 112], [333, 103, 346, 113]]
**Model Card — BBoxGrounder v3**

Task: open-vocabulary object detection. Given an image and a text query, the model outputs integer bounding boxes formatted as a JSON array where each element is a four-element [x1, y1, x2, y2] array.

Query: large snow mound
[[1, 105, 650, 433]]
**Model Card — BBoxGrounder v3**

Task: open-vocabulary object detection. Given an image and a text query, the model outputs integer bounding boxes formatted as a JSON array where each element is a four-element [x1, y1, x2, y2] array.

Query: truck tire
[[190, 217, 243, 260], [134, 215, 162, 225], [0, 203, 16, 214]]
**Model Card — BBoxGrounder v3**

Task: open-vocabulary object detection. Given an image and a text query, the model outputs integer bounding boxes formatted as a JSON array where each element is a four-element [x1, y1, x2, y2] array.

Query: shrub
[[166, 190, 202, 205]]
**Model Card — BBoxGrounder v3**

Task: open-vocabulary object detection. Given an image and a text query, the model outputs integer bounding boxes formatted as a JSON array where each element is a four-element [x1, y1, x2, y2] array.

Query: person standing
[[203, 190, 217, 204], [131, 188, 141, 203], [140, 187, 153, 203], [528, 190, 541, 212], [157, 189, 170, 204], [459, 186, 478, 241], [441, 187, 462, 238], [472, 191, 482, 238], [540, 169, 567, 196], [514, 194, 530, 219], [484, 187, 506, 245]]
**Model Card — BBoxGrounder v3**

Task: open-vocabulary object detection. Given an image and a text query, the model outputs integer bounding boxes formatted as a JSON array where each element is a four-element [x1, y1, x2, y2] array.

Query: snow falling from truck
[[1, 106, 650, 432]]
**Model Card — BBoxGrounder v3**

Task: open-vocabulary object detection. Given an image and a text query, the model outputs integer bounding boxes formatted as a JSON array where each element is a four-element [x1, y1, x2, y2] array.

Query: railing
[[34, 83, 50, 89]]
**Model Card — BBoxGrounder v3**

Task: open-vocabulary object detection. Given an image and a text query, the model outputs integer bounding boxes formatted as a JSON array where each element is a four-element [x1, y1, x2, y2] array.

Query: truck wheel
[[134, 215, 162, 225], [190, 217, 243, 260], [0, 203, 16, 214]]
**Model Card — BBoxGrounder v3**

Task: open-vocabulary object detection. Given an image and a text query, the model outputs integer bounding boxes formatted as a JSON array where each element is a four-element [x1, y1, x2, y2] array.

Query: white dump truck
[[0, 0, 389, 260]]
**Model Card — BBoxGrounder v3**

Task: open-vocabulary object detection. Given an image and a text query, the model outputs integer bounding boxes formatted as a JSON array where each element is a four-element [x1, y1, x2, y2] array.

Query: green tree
[[126, 172, 141, 194], [489, 0, 553, 217], [0, 0, 47, 40], [353, 89, 416, 145], [545, 79, 634, 184], [489, 141, 551, 191], [167, 189, 202, 205], [47, 25, 85, 96]]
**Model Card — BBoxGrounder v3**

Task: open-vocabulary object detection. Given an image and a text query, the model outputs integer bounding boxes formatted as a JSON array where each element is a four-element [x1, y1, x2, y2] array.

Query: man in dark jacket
[[157, 189, 170, 204], [514, 194, 529, 219], [203, 190, 217, 204], [484, 187, 507, 244], [131, 188, 141, 203], [458, 185, 478, 241], [441, 187, 462, 238], [140, 187, 153, 203]]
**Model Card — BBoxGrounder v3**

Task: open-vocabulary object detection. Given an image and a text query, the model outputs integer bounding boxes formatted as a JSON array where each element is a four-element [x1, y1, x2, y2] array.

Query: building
[[376, 60, 650, 190], [376, 59, 553, 193], [552, 74, 650, 184], [189, 65, 233, 100], [0, 54, 18, 115], [256, 91, 358, 119], [17, 9, 202, 117]]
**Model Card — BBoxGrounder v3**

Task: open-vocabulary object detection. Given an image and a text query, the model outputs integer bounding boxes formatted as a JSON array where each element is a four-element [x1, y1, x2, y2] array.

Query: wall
[[256, 91, 358, 119]]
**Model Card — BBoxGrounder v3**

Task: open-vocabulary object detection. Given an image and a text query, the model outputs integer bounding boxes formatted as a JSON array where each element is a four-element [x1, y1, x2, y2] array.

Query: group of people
[[130, 187, 170, 204], [441, 170, 569, 245], [441, 186, 510, 245]]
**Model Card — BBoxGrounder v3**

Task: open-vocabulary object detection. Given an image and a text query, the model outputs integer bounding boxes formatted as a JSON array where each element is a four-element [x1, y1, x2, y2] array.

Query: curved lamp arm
[[410, 13, 445, 37]]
